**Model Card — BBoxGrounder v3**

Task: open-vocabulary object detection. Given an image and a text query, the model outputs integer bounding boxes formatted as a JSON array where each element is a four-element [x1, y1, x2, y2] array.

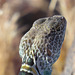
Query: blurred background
[[0, 0, 75, 75]]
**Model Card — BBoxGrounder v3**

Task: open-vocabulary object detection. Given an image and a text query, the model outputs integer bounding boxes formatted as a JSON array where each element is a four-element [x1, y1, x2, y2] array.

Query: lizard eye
[[33, 18, 46, 26], [36, 18, 46, 24], [38, 19, 46, 24]]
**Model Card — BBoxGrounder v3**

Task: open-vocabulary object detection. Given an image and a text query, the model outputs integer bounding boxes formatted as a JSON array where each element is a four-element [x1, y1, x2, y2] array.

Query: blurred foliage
[[0, 0, 75, 75]]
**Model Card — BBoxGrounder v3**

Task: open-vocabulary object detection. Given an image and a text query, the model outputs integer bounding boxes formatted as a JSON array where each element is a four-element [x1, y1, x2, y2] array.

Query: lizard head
[[19, 15, 67, 75], [33, 15, 67, 64], [33, 15, 66, 35]]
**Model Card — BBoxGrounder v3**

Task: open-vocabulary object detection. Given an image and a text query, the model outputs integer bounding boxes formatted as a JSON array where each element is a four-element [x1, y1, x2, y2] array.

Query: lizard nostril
[[60, 17, 66, 22]]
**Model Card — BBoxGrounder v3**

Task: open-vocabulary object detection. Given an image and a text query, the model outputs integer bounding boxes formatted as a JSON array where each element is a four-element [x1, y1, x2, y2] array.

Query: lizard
[[18, 15, 66, 75]]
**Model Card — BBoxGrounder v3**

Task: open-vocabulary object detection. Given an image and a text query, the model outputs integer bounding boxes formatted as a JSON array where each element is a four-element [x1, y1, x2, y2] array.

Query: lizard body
[[19, 15, 66, 75]]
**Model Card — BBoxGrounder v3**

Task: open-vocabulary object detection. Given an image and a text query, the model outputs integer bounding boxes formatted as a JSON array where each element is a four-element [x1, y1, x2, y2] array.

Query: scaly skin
[[19, 15, 66, 75]]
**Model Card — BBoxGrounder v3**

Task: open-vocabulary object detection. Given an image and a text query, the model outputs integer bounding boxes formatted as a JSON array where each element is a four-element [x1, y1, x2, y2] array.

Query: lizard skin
[[19, 15, 66, 75]]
